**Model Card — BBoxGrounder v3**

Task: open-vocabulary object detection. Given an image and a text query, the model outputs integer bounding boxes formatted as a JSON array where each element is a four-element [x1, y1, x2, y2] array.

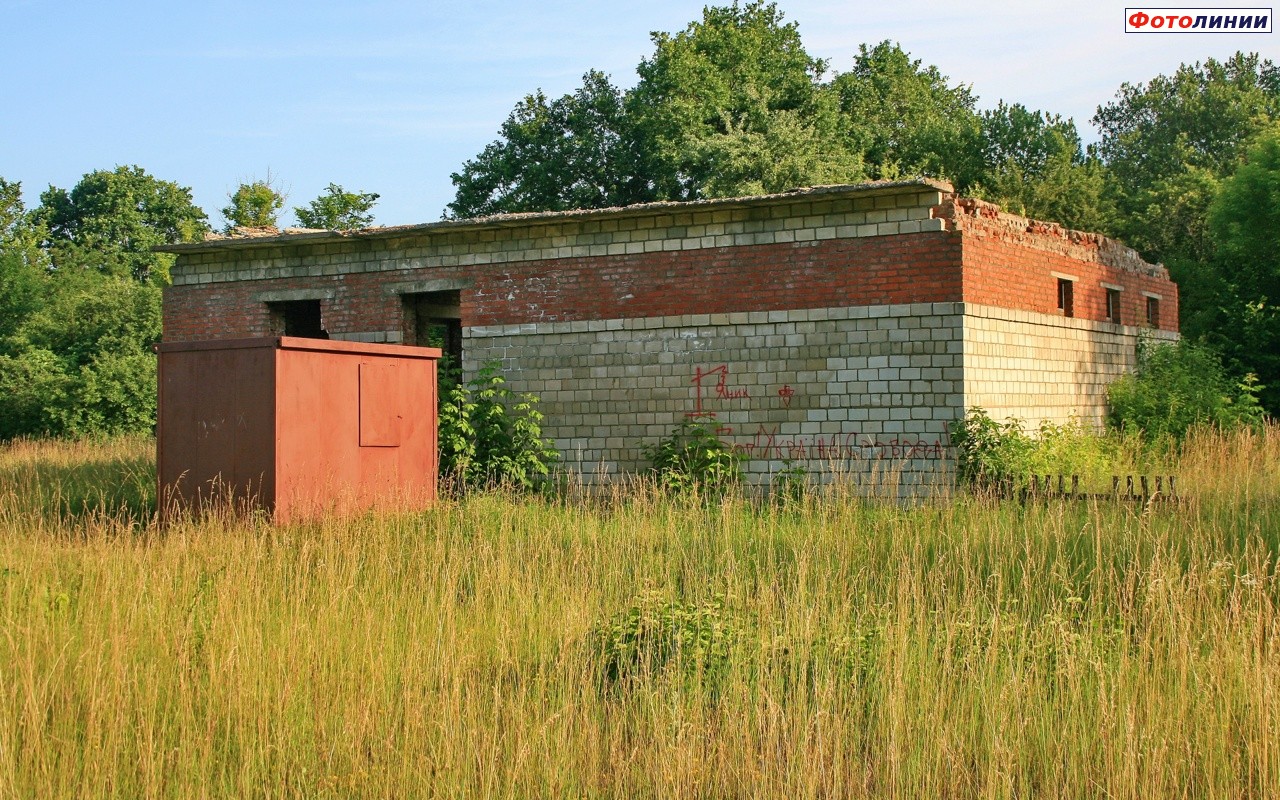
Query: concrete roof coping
[[154, 179, 954, 255]]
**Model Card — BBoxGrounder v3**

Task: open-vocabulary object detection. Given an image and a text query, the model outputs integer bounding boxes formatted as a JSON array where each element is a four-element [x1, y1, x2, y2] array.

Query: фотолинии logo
[[1125, 7, 1273, 31]]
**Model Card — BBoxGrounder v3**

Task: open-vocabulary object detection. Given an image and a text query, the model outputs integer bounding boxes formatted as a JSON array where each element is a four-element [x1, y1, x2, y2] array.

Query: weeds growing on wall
[[642, 419, 743, 495], [438, 361, 558, 491]]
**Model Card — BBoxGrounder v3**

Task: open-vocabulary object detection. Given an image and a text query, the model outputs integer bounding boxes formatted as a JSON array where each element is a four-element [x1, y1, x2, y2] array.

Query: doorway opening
[[403, 290, 462, 373]]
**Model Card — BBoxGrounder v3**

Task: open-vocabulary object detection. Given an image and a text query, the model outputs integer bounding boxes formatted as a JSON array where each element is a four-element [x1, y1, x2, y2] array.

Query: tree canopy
[[448, 71, 647, 218], [36, 165, 207, 285], [446, 6, 1100, 222], [448, 2, 864, 217], [1093, 52, 1280, 262], [627, 1, 860, 200], [971, 102, 1112, 232], [1, 171, 173, 438], [1205, 126, 1280, 411], [294, 183, 380, 230], [222, 178, 286, 231], [831, 41, 978, 186]]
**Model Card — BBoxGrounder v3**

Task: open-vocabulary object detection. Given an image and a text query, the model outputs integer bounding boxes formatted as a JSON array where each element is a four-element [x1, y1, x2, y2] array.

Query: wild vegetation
[[1, 429, 1277, 798]]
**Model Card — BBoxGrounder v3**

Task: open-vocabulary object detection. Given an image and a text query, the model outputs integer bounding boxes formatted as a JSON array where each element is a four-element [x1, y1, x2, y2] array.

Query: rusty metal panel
[[155, 338, 276, 519], [156, 336, 440, 523]]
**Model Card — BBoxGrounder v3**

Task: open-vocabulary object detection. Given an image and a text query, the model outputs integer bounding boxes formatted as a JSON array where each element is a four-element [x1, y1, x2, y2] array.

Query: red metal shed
[[155, 336, 441, 523]]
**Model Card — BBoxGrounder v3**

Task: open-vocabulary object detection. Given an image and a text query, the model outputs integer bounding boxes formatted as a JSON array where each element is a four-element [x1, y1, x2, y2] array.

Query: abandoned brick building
[[159, 179, 1178, 489]]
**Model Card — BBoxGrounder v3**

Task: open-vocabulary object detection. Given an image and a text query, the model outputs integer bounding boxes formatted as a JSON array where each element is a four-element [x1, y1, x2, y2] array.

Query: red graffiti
[[690, 364, 750, 416], [777, 384, 795, 408], [735, 425, 946, 461]]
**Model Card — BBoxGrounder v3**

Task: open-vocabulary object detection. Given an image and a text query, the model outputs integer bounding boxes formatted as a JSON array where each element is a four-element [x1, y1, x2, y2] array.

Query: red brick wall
[[961, 236, 1179, 332], [164, 220, 1178, 343], [164, 233, 965, 341]]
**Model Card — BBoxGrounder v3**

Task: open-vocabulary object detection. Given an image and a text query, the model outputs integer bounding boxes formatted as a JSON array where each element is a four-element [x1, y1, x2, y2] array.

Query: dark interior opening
[[403, 291, 462, 371], [268, 300, 327, 339]]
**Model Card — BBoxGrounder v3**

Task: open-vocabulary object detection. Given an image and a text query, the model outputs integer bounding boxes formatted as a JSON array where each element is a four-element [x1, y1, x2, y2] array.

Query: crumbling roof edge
[[154, 178, 955, 254]]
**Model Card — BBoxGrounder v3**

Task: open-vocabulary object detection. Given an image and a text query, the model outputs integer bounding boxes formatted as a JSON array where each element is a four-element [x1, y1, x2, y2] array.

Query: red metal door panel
[[359, 362, 402, 447]]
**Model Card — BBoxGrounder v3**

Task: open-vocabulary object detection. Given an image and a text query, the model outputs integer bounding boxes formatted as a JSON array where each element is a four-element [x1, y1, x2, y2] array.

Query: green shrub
[[642, 419, 743, 495], [1107, 338, 1266, 441], [590, 590, 736, 690], [438, 361, 558, 491], [770, 458, 811, 505], [0, 274, 162, 440], [950, 408, 1118, 490], [949, 408, 1032, 490], [1022, 418, 1118, 482]]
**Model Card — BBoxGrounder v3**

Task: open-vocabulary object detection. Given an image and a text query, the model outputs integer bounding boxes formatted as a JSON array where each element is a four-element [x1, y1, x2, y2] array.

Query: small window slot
[[1057, 278, 1074, 318], [1106, 288, 1122, 324]]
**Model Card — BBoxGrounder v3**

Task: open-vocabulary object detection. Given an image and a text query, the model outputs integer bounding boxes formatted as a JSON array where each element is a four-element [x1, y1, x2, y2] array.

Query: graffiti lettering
[[736, 425, 946, 461]]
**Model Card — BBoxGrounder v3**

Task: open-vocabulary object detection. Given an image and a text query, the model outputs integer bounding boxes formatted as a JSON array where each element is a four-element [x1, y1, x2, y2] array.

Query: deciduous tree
[[971, 102, 1113, 232], [36, 165, 207, 284], [0, 178, 47, 343], [627, 1, 860, 199], [1206, 126, 1280, 412], [222, 177, 286, 231], [1093, 52, 1280, 261], [447, 71, 647, 218], [831, 41, 980, 186], [294, 183, 380, 230]]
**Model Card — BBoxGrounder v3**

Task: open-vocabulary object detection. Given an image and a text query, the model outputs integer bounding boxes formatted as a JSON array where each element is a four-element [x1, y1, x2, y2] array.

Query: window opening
[[1146, 296, 1160, 327], [268, 300, 327, 339], [1057, 278, 1074, 318], [1106, 288, 1122, 324]]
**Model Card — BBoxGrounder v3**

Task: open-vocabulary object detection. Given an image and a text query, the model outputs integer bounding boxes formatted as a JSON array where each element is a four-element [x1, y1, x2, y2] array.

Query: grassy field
[[1, 429, 1278, 798]]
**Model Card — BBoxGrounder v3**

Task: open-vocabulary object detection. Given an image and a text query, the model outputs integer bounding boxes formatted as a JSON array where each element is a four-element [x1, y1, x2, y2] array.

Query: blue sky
[[2, 1, 1275, 228]]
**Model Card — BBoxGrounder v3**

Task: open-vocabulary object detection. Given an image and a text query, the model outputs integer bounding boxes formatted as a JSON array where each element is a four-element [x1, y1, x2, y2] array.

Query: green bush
[[950, 408, 1117, 491], [590, 590, 736, 690], [1107, 338, 1266, 441], [642, 419, 743, 495], [437, 361, 558, 491], [770, 458, 811, 506], [950, 407, 1032, 491], [0, 273, 162, 440]]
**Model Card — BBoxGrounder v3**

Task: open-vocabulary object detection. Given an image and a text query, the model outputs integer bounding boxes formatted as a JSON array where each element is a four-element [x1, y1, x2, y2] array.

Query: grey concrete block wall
[[962, 304, 1178, 429], [465, 302, 965, 491]]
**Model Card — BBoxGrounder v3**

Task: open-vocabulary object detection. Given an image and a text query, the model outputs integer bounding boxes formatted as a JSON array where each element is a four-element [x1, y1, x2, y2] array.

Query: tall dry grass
[[0, 427, 1277, 798]]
